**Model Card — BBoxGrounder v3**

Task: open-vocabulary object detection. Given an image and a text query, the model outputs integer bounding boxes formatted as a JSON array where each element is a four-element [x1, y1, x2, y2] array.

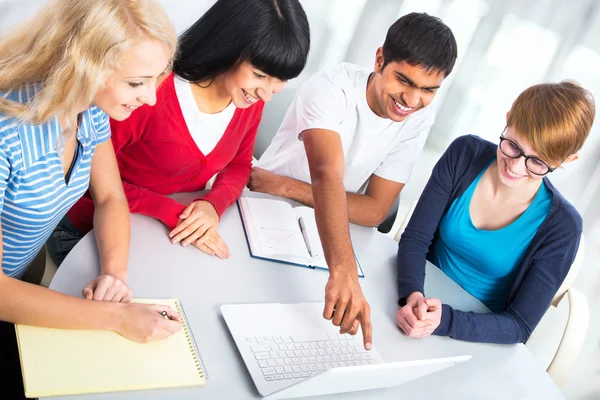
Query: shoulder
[[430, 135, 497, 186], [543, 179, 583, 233], [297, 63, 364, 104], [87, 106, 111, 143], [443, 134, 495, 163], [158, 72, 177, 100], [0, 82, 40, 105]]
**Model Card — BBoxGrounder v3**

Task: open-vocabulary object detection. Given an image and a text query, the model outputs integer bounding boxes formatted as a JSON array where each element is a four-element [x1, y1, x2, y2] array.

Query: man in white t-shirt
[[249, 13, 458, 349]]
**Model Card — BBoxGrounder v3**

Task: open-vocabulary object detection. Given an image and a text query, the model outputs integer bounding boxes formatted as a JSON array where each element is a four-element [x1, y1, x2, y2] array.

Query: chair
[[21, 245, 47, 286], [392, 205, 589, 387], [526, 235, 589, 388], [392, 200, 418, 242]]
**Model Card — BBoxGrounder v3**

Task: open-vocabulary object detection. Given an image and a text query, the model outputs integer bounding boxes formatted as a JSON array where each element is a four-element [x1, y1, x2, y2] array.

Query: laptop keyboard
[[246, 332, 378, 382]]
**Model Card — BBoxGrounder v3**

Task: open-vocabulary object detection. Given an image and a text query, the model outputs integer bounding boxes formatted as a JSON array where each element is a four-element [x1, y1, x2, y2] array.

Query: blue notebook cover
[[237, 199, 365, 278]]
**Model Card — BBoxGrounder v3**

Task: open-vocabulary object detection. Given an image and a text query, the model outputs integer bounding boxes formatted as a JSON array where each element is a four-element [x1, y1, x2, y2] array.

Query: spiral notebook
[[15, 299, 206, 398]]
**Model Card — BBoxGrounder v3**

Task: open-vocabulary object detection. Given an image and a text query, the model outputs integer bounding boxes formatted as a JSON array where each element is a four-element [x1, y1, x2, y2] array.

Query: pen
[[298, 216, 313, 258], [161, 310, 175, 321]]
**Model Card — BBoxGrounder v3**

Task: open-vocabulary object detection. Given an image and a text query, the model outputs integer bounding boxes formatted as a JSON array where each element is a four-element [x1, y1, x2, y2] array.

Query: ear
[[506, 111, 510, 122], [561, 153, 579, 165], [374, 47, 384, 73]]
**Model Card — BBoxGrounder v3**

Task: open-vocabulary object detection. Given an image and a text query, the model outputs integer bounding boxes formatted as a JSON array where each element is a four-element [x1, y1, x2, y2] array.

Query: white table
[[49, 193, 564, 399]]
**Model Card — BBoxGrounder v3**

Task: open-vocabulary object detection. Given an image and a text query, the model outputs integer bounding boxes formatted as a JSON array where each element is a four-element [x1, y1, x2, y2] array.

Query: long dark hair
[[173, 0, 310, 84]]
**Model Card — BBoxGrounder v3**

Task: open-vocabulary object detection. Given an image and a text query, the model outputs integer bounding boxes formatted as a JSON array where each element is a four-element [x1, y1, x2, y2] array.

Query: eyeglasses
[[498, 134, 555, 176]]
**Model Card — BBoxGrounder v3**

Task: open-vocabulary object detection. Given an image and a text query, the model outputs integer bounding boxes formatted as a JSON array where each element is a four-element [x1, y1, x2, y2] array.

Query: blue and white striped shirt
[[0, 84, 110, 278]]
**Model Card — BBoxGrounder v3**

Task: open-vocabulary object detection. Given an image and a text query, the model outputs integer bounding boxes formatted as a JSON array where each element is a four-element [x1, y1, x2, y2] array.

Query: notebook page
[[244, 197, 310, 259], [294, 206, 364, 277], [16, 299, 205, 397]]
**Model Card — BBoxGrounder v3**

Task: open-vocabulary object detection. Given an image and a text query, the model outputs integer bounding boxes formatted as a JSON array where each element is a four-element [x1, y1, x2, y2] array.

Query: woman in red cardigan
[[48, 0, 310, 263]]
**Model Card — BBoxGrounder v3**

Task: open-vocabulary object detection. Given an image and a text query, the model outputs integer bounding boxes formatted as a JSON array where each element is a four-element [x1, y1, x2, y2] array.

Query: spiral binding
[[175, 300, 209, 380]]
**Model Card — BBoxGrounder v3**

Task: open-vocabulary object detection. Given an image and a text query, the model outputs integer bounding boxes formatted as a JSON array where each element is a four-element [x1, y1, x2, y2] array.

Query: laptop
[[221, 302, 471, 399]]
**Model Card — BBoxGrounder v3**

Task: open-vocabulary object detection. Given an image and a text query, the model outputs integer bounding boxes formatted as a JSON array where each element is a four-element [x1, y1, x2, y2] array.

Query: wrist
[[406, 291, 424, 303], [100, 267, 127, 282], [329, 265, 359, 282], [100, 301, 126, 332]]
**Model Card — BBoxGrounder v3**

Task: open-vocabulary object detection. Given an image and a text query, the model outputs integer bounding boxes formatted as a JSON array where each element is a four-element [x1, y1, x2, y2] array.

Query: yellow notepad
[[15, 299, 206, 398]]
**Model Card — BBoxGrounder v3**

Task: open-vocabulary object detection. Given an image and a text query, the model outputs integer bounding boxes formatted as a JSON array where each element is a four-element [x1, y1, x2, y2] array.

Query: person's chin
[[498, 162, 529, 187], [233, 99, 252, 109], [387, 101, 417, 122], [98, 106, 130, 121]]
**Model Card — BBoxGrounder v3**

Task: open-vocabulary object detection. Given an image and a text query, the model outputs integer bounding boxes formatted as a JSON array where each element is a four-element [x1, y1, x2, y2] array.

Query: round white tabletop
[[49, 193, 564, 400]]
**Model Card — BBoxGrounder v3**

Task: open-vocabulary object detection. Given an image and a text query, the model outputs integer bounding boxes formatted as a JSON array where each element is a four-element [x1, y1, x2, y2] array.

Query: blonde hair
[[508, 81, 596, 165], [0, 0, 177, 126]]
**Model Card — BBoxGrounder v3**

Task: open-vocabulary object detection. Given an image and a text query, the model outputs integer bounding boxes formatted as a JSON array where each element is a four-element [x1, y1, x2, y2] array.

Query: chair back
[[393, 200, 418, 242]]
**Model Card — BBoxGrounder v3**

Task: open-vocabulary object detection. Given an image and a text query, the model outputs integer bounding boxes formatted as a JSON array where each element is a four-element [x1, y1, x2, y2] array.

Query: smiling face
[[219, 61, 287, 109], [93, 39, 170, 121], [367, 47, 446, 122], [496, 127, 552, 188]]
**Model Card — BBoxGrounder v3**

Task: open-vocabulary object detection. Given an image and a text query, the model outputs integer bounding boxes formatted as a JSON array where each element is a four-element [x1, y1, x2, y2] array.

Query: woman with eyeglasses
[[395, 81, 595, 344]]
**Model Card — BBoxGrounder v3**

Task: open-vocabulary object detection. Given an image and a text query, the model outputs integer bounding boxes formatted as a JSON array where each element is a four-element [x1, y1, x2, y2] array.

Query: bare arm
[[300, 128, 372, 350], [84, 140, 132, 302], [249, 168, 403, 227], [0, 227, 181, 342], [90, 140, 130, 279]]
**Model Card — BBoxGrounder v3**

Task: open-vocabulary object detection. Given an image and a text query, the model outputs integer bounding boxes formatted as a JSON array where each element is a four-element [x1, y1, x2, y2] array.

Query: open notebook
[[15, 299, 206, 398], [238, 196, 364, 277]]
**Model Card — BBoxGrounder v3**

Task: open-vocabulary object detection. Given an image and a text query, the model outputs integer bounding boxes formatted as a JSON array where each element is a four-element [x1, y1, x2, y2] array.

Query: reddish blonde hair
[[507, 81, 595, 165]]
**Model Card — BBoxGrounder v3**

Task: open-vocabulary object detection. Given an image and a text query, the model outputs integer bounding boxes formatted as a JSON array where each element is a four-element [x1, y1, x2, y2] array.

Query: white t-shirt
[[257, 63, 434, 193], [174, 76, 236, 155]]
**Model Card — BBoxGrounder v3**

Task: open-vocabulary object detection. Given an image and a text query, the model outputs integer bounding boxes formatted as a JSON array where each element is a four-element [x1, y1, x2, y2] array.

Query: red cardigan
[[67, 73, 264, 233]]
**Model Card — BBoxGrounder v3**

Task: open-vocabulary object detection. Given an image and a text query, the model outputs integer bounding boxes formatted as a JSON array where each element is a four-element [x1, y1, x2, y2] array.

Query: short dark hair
[[382, 13, 457, 77], [174, 0, 310, 83]]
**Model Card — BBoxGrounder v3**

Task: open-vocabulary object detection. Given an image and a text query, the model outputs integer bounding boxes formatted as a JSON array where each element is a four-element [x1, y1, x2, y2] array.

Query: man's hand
[[323, 272, 372, 350], [396, 292, 442, 338], [169, 200, 229, 258], [82, 274, 132, 302], [248, 167, 285, 196]]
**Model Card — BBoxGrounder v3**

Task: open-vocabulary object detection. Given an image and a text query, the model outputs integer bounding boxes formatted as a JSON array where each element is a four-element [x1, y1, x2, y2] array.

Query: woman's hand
[[396, 292, 442, 338], [82, 274, 133, 303], [169, 200, 230, 259], [115, 303, 182, 343]]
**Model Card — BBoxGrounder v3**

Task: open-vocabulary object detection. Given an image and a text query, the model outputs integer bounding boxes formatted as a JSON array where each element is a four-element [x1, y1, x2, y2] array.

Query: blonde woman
[[0, 0, 179, 397]]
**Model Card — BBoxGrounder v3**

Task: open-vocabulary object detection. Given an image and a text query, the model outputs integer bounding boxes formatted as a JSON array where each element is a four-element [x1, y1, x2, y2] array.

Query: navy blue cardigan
[[397, 135, 582, 344]]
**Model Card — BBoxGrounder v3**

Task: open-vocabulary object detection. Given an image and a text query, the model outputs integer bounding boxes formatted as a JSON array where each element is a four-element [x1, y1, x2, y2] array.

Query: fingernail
[[182, 242, 188, 247], [366, 342, 372, 350]]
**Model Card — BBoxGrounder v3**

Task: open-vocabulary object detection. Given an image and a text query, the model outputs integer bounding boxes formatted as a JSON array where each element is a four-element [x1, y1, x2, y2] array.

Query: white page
[[243, 197, 310, 260], [294, 206, 364, 277]]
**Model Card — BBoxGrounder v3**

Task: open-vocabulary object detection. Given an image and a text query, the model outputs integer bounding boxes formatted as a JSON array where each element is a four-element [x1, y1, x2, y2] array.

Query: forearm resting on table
[[93, 195, 130, 279], [0, 274, 121, 330], [279, 175, 389, 227]]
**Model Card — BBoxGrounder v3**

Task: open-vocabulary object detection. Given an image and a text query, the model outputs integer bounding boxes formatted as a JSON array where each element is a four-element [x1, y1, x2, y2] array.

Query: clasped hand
[[396, 292, 442, 338]]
